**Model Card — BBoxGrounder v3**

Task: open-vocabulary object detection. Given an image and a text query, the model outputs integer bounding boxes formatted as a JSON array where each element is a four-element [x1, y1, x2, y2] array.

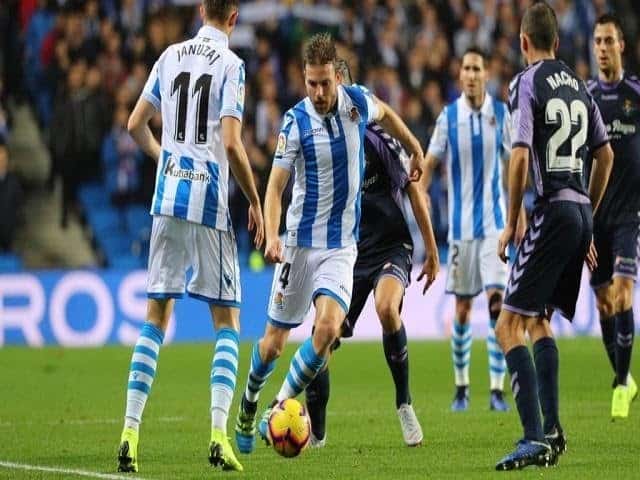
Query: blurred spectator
[[0, 140, 23, 252], [50, 60, 106, 227], [9, 0, 640, 256], [102, 104, 143, 206]]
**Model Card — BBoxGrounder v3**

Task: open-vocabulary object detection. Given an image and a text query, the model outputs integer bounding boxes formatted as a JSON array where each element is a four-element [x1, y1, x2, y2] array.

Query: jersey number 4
[[545, 98, 588, 173], [171, 72, 212, 144]]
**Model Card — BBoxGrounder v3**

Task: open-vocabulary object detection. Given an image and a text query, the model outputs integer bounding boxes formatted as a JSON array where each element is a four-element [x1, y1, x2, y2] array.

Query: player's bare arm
[[127, 97, 161, 161], [498, 146, 528, 263], [502, 156, 528, 246], [588, 142, 614, 215], [263, 165, 290, 263], [221, 116, 264, 248], [374, 98, 423, 181], [406, 180, 439, 293]]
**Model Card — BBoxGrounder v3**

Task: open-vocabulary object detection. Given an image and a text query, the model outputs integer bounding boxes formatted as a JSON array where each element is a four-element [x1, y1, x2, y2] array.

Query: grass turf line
[[0, 338, 638, 479]]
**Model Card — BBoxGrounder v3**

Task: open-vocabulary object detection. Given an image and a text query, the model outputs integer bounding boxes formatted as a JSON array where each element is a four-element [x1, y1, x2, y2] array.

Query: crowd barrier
[[1, 267, 638, 346]]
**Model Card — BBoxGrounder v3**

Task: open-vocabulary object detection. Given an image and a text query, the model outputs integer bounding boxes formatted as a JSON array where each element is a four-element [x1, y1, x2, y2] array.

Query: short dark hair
[[521, 1, 558, 51], [202, 0, 238, 22], [595, 13, 624, 40], [462, 46, 487, 67], [303, 33, 337, 67], [335, 58, 353, 84]]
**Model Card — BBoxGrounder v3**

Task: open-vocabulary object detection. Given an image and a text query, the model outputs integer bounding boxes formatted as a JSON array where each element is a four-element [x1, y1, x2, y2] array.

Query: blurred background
[[1, 0, 639, 345]]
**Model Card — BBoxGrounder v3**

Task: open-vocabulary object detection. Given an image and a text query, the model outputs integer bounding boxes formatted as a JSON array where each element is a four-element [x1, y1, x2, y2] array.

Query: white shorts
[[147, 215, 241, 306], [446, 235, 508, 297], [267, 244, 358, 328]]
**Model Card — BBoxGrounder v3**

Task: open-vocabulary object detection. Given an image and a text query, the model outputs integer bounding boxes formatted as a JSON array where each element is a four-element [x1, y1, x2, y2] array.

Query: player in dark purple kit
[[494, 2, 614, 471], [587, 14, 640, 419]]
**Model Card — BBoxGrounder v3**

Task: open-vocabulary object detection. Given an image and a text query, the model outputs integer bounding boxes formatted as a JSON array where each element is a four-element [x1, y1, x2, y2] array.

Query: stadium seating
[[79, 182, 152, 269]]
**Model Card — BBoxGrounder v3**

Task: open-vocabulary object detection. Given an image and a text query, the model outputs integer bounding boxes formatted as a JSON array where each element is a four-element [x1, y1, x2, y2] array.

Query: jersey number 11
[[171, 72, 213, 144]]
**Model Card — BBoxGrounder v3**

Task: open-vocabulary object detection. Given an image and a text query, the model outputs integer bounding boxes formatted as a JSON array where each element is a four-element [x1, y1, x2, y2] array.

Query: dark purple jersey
[[357, 124, 413, 257], [587, 72, 640, 225], [508, 59, 609, 201]]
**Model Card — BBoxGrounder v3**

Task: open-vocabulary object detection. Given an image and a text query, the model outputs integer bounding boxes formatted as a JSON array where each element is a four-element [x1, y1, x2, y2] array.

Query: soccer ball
[[267, 398, 311, 458]]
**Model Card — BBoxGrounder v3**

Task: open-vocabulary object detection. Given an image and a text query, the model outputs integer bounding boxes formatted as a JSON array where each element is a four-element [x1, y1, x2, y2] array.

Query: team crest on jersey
[[349, 106, 360, 122], [276, 133, 287, 156], [274, 291, 285, 310], [489, 115, 496, 126], [623, 99, 635, 115]]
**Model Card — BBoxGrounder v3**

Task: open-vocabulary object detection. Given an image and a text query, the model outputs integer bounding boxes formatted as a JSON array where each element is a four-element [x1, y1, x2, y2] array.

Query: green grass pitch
[[1, 338, 638, 479]]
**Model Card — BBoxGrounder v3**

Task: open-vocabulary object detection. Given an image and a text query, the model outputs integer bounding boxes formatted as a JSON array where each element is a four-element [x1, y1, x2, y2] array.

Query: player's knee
[[260, 335, 286, 362], [456, 303, 472, 324], [596, 293, 615, 318], [375, 299, 400, 330], [313, 322, 341, 350], [615, 286, 633, 313], [494, 315, 516, 349], [488, 292, 502, 322]]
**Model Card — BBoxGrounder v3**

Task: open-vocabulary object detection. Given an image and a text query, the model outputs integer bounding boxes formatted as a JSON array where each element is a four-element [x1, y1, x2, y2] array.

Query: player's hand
[[408, 152, 423, 182], [264, 236, 284, 264], [417, 252, 439, 294], [248, 202, 264, 249], [586, 239, 598, 272], [498, 225, 514, 264]]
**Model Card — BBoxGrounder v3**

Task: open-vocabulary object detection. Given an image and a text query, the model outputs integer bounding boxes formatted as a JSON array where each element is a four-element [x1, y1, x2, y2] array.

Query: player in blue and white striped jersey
[[424, 47, 520, 413], [117, 0, 263, 473], [234, 33, 427, 454]]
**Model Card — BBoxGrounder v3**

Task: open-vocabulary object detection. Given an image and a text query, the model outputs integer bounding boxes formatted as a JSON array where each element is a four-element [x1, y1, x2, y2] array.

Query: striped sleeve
[[427, 108, 448, 160], [273, 111, 299, 171], [220, 59, 245, 121], [141, 61, 161, 111], [501, 106, 512, 160]]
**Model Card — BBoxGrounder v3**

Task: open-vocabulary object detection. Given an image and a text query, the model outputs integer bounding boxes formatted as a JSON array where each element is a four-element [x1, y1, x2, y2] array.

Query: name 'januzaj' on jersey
[[141, 25, 245, 230], [427, 93, 511, 242], [273, 84, 379, 249]]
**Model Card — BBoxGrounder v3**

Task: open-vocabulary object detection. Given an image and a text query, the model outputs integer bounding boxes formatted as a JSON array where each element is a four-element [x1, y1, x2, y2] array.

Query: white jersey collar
[[198, 25, 229, 46]]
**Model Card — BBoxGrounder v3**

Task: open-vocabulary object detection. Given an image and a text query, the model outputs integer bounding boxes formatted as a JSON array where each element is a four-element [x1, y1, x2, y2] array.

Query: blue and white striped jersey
[[274, 84, 379, 248], [141, 25, 245, 230], [427, 94, 511, 242]]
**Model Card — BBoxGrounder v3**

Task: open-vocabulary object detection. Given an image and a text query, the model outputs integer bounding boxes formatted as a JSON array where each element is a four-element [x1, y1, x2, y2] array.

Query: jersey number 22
[[545, 98, 588, 173]]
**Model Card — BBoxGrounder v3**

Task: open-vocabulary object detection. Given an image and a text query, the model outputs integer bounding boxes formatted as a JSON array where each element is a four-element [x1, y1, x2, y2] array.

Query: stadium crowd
[[1, 0, 640, 264]]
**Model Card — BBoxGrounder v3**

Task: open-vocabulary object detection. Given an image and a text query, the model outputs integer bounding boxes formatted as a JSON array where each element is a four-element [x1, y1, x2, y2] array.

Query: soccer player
[[424, 47, 516, 412], [494, 2, 613, 470], [234, 33, 426, 454], [116, 0, 264, 472], [303, 59, 440, 447], [588, 13, 640, 419]]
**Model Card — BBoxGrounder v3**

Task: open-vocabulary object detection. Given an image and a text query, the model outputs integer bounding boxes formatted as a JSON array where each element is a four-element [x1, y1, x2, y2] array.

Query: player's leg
[[591, 226, 618, 374], [374, 274, 423, 446], [494, 311, 552, 470], [480, 236, 509, 411], [206, 305, 244, 470], [495, 205, 580, 470], [595, 285, 617, 372], [526, 314, 564, 456], [486, 289, 508, 411], [611, 275, 637, 418], [451, 296, 473, 411], [446, 240, 480, 411], [118, 298, 174, 472], [236, 322, 290, 452], [239, 246, 309, 451], [119, 216, 187, 472], [274, 294, 341, 402], [305, 268, 372, 447]]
